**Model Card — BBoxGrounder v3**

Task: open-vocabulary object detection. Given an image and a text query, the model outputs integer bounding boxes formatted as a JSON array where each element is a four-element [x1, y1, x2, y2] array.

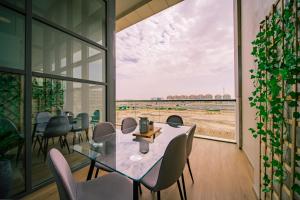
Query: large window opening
[[116, 0, 235, 142]]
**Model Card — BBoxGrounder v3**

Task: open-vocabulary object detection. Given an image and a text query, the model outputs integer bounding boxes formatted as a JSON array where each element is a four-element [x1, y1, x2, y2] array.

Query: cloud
[[116, 0, 234, 100]]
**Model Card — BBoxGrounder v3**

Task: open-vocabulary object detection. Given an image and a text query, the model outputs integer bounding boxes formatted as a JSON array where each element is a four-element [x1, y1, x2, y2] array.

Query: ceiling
[[115, 0, 184, 32]]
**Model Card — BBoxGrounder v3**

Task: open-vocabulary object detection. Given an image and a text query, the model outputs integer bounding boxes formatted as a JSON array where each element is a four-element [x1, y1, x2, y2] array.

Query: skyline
[[116, 0, 234, 100]]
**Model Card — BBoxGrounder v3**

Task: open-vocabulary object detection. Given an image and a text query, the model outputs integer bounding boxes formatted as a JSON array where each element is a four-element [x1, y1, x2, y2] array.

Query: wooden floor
[[23, 139, 257, 200]]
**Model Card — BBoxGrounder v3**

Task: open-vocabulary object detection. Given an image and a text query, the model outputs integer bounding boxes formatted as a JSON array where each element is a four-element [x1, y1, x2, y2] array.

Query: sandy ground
[[116, 109, 236, 140]]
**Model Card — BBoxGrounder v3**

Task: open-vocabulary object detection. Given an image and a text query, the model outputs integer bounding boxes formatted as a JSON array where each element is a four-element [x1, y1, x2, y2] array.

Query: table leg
[[86, 160, 95, 181], [133, 180, 139, 200]]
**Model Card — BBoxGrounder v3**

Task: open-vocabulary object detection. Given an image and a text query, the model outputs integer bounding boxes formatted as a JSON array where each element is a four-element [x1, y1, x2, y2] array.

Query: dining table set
[[47, 115, 197, 200]]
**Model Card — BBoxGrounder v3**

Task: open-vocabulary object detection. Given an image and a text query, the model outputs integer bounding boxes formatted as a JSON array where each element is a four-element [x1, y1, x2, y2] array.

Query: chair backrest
[[187, 124, 196, 157], [166, 115, 184, 126], [92, 122, 115, 142], [36, 112, 51, 123], [92, 110, 100, 121], [35, 112, 51, 130], [121, 117, 137, 134], [63, 111, 74, 124], [75, 113, 89, 130], [47, 148, 77, 200], [154, 134, 187, 191], [44, 116, 71, 138]]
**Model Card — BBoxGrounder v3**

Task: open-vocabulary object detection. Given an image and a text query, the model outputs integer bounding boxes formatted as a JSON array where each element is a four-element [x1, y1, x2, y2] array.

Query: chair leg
[[43, 138, 49, 162], [38, 137, 44, 155], [94, 168, 100, 178], [138, 183, 142, 195], [32, 125, 37, 143], [79, 133, 83, 143], [16, 143, 23, 165], [157, 191, 160, 200], [187, 158, 194, 183], [33, 136, 39, 150], [73, 132, 76, 146], [181, 173, 187, 200], [60, 136, 66, 148], [64, 136, 70, 154], [37, 136, 43, 150], [85, 129, 89, 142], [177, 180, 184, 200]]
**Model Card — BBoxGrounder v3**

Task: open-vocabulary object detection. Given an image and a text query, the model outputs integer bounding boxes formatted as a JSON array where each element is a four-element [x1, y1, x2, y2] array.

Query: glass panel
[[0, 72, 25, 198], [0, 6, 24, 69], [31, 77, 105, 186], [32, 0, 106, 45], [72, 123, 191, 181], [32, 20, 106, 82]]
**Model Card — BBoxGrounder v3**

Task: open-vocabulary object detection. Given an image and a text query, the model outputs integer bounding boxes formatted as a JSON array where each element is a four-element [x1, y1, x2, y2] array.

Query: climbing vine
[[249, 0, 300, 198], [32, 77, 65, 114]]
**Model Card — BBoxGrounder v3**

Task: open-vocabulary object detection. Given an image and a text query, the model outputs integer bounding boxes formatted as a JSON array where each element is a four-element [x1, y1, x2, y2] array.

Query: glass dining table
[[72, 123, 192, 200]]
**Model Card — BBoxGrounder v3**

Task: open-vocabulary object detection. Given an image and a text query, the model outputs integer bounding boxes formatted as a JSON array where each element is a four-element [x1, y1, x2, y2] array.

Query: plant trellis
[[32, 77, 65, 115], [0, 72, 22, 130], [249, 0, 300, 199]]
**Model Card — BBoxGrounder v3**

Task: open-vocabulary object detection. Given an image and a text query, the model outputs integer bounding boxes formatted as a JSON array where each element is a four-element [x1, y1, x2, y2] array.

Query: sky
[[116, 0, 234, 100]]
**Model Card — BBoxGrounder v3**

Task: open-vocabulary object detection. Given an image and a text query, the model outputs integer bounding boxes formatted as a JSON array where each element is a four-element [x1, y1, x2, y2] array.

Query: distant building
[[214, 94, 222, 100], [167, 94, 211, 100], [223, 94, 231, 100], [197, 94, 205, 99], [204, 94, 213, 100], [189, 95, 197, 99], [151, 97, 163, 100]]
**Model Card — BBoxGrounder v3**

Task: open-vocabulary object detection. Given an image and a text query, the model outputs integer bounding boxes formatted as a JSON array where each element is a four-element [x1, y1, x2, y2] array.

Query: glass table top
[[72, 123, 192, 181]]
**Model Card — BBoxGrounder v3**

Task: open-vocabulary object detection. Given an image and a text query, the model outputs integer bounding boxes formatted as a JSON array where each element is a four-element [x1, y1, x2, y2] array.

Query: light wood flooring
[[23, 139, 257, 200]]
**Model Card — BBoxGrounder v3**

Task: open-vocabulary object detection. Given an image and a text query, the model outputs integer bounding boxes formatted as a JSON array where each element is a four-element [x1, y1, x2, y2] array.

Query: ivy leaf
[[292, 184, 300, 195], [263, 155, 269, 161], [293, 112, 300, 119], [288, 101, 298, 107]]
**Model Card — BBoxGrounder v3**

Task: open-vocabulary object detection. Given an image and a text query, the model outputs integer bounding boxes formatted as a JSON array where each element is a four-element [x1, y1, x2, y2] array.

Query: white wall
[[238, 0, 276, 196]]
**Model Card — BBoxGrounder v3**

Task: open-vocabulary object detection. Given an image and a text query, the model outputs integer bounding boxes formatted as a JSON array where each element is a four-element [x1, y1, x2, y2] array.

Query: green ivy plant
[[249, 0, 299, 195], [32, 77, 65, 114]]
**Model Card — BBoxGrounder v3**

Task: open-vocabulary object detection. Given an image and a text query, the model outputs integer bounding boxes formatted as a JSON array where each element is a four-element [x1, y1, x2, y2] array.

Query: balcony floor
[[23, 139, 257, 200]]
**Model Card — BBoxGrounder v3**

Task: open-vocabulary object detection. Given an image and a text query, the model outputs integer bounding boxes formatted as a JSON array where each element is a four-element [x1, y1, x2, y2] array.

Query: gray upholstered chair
[[71, 113, 89, 146], [32, 112, 51, 149], [47, 148, 132, 200], [141, 134, 187, 200], [166, 115, 184, 127], [121, 117, 137, 134], [181, 124, 197, 200], [91, 122, 116, 178], [39, 116, 71, 161]]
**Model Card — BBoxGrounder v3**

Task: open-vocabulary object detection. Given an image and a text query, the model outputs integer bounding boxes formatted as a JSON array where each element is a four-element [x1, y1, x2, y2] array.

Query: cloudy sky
[[116, 0, 234, 100]]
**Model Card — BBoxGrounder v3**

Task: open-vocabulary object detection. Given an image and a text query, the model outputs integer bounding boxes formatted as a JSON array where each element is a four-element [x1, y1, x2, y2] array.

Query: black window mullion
[[24, 0, 32, 195], [0, 66, 25, 75], [32, 72, 107, 86]]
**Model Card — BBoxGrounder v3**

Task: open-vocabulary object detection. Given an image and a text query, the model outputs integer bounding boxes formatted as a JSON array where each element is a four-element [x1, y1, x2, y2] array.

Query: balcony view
[[116, 0, 235, 142], [116, 99, 236, 141], [1, 0, 298, 199]]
